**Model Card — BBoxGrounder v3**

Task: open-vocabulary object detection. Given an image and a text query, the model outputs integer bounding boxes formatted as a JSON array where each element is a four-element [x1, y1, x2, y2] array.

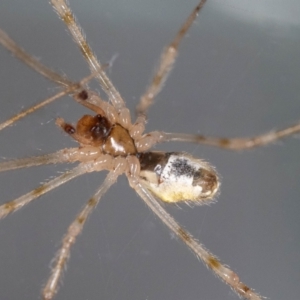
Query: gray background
[[0, 0, 300, 299]]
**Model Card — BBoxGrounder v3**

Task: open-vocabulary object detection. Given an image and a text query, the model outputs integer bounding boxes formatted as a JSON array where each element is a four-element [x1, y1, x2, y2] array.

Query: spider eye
[[139, 152, 219, 204], [90, 115, 111, 138]]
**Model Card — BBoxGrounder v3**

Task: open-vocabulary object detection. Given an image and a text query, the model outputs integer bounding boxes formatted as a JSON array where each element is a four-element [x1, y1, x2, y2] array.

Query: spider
[[0, 0, 299, 299]]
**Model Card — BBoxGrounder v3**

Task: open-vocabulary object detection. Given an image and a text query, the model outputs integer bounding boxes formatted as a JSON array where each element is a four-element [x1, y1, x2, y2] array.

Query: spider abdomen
[[138, 152, 219, 203]]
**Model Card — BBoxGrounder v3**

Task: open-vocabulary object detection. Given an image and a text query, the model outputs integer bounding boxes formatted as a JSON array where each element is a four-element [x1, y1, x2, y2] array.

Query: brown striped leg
[[0, 74, 94, 131], [132, 119, 300, 152], [0, 166, 85, 220], [42, 171, 118, 300], [136, 0, 207, 119], [131, 180, 262, 300], [0, 146, 104, 173], [0, 28, 72, 86], [50, 0, 125, 111], [155, 123, 300, 150], [0, 156, 116, 220]]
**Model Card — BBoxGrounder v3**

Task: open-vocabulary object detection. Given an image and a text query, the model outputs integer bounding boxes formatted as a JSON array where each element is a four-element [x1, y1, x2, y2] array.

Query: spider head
[[76, 114, 112, 144]]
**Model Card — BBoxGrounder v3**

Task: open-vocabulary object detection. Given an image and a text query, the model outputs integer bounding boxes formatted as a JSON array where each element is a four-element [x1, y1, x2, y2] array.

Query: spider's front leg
[[50, 0, 125, 111]]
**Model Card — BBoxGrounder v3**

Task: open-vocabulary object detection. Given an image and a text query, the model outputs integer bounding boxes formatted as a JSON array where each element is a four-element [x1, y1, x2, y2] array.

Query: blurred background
[[0, 0, 299, 299]]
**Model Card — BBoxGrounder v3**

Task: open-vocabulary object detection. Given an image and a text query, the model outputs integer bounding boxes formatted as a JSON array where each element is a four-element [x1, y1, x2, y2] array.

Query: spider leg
[[135, 0, 207, 118], [76, 89, 134, 132], [50, 0, 125, 112], [154, 122, 300, 150], [42, 171, 119, 300], [0, 74, 94, 131], [0, 155, 116, 220], [0, 28, 72, 86], [0, 147, 103, 172], [0, 165, 84, 219], [0, 28, 99, 130], [73, 93, 106, 115], [72, 88, 133, 130], [74, 90, 119, 124], [130, 179, 262, 300]]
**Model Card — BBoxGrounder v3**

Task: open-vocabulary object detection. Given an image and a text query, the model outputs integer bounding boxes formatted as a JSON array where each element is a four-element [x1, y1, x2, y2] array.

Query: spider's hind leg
[[157, 122, 300, 151]]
